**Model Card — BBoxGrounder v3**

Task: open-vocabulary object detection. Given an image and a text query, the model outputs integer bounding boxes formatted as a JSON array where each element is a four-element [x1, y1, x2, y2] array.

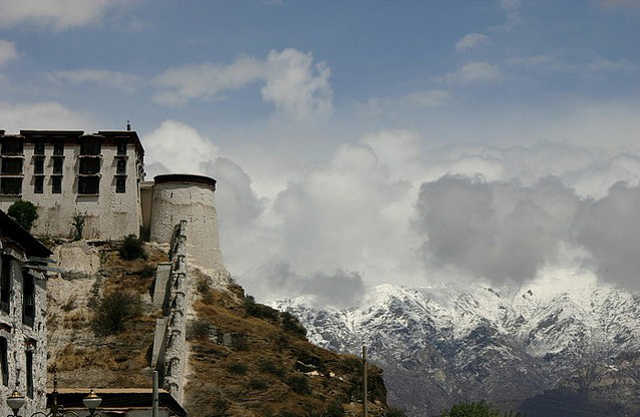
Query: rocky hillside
[[47, 240, 390, 417], [274, 279, 640, 416]]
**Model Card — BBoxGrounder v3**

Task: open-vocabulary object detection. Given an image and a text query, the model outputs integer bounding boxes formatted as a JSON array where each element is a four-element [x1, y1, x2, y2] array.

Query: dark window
[[52, 176, 62, 194], [34, 142, 45, 155], [117, 142, 127, 155], [79, 158, 100, 175], [26, 350, 33, 398], [0, 256, 10, 314], [34, 177, 44, 194], [0, 337, 7, 386], [80, 140, 101, 155], [53, 142, 64, 156], [116, 158, 126, 174], [33, 158, 44, 175], [23, 272, 35, 327], [78, 176, 100, 195], [1, 178, 22, 195], [52, 157, 63, 175], [1, 140, 23, 155], [1, 158, 22, 175], [116, 177, 126, 193]]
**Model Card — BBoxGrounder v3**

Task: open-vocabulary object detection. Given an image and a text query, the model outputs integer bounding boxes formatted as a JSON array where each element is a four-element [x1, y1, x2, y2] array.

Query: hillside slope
[[47, 241, 390, 417]]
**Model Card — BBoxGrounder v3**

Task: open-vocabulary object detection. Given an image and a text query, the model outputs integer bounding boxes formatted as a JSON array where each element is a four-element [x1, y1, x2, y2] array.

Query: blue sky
[[1, 0, 640, 304]]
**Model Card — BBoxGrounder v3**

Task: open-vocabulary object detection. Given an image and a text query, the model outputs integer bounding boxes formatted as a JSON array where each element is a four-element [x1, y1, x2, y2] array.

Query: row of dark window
[[1, 140, 127, 156], [0, 338, 34, 398], [0, 177, 127, 195], [1, 157, 127, 175]]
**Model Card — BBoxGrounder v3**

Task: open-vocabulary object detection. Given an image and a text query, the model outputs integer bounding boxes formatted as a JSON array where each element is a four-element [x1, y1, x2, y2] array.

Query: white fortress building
[[0, 128, 223, 270]]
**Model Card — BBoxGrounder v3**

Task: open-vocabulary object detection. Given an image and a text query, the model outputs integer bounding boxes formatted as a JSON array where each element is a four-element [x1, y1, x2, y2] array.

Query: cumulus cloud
[[0, 0, 119, 31], [0, 40, 18, 67], [0, 101, 91, 131], [139, 119, 640, 303], [47, 69, 142, 92], [574, 182, 640, 286], [259, 261, 365, 308], [261, 48, 333, 122], [455, 33, 489, 51], [153, 48, 332, 122], [143, 120, 219, 176], [416, 176, 580, 283], [444, 61, 502, 84]]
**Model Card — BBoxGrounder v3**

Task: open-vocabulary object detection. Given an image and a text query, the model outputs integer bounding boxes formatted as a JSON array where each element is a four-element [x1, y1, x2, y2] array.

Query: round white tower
[[149, 174, 223, 270]]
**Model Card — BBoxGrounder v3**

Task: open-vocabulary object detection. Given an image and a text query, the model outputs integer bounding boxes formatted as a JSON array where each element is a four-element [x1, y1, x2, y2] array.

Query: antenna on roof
[[126, 120, 131, 131]]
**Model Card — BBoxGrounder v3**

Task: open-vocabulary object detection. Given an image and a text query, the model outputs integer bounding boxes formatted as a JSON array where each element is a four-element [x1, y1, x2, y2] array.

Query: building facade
[[0, 130, 144, 240], [0, 210, 52, 417]]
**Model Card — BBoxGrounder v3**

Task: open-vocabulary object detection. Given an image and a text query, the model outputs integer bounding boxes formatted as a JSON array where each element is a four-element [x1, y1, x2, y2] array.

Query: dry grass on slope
[[48, 241, 168, 389], [184, 283, 388, 417]]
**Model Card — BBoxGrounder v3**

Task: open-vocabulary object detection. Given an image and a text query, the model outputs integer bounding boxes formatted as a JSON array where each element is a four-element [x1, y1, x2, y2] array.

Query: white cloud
[[143, 120, 219, 176], [355, 90, 450, 117], [444, 61, 502, 84], [47, 69, 142, 92], [506, 51, 634, 74], [153, 57, 264, 105], [0, 40, 18, 67], [153, 48, 333, 122], [403, 90, 451, 107], [0, 0, 118, 31], [0, 101, 91, 131], [261, 48, 333, 123], [455, 33, 489, 51]]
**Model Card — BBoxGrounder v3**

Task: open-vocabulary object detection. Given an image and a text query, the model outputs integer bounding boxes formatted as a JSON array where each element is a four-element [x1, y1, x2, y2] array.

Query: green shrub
[[71, 213, 85, 241], [227, 362, 248, 375], [248, 378, 269, 390], [386, 407, 408, 417], [231, 333, 249, 351], [286, 375, 311, 395], [187, 319, 210, 340], [119, 234, 146, 260], [440, 401, 517, 417], [7, 200, 38, 231], [323, 403, 345, 417], [280, 312, 307, 339], [92, 291, 141, 335], [245, 295, 280, 321], [258, 358, 286, 377]]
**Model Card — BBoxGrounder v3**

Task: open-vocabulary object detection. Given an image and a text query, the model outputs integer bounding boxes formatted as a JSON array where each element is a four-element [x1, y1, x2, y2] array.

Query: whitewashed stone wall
[[0, 142, 142, 240], [160, 221, 189, 403], [149, 179, 223, 271], [0, 255, 47, 416]]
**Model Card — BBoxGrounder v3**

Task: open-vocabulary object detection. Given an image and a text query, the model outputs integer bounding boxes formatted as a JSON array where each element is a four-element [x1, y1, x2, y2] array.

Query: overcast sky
[[1, 0, 640, 307]]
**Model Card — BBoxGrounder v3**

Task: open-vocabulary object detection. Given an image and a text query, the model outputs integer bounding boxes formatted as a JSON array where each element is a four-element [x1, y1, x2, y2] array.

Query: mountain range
[[273, 274, 640, 416]]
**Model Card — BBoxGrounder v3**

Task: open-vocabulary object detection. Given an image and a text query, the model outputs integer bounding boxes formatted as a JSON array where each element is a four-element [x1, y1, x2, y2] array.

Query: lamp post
[[5, 370, 104, 417]]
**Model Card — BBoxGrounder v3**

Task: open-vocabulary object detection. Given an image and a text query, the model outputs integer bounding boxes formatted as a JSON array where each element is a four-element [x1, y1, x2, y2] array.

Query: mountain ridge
[[272, 278, 640, 416]]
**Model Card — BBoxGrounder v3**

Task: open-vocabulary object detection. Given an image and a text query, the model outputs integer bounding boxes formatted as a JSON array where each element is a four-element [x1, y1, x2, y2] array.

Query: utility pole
[[152, 370, 159, 417], [363, 345, 368, 417]]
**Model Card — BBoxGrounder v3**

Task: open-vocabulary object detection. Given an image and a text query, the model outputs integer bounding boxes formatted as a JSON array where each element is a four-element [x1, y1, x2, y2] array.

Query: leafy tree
[[440, 401, 521, 417], [7, 200, 38, 231]]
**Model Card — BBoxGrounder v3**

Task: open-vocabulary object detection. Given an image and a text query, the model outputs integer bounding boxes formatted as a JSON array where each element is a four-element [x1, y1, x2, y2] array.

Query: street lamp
[[6, 390, 25, 416], [5, 374, 104, 417], [81, 390, 101, 417]]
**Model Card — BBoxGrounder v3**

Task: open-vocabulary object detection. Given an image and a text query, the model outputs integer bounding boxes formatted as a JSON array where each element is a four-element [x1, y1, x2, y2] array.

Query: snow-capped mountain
[[273, 277, 640, 416]]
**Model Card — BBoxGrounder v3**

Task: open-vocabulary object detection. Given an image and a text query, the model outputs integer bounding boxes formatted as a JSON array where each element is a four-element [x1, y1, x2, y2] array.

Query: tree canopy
[[441, 401, 521, 417]]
